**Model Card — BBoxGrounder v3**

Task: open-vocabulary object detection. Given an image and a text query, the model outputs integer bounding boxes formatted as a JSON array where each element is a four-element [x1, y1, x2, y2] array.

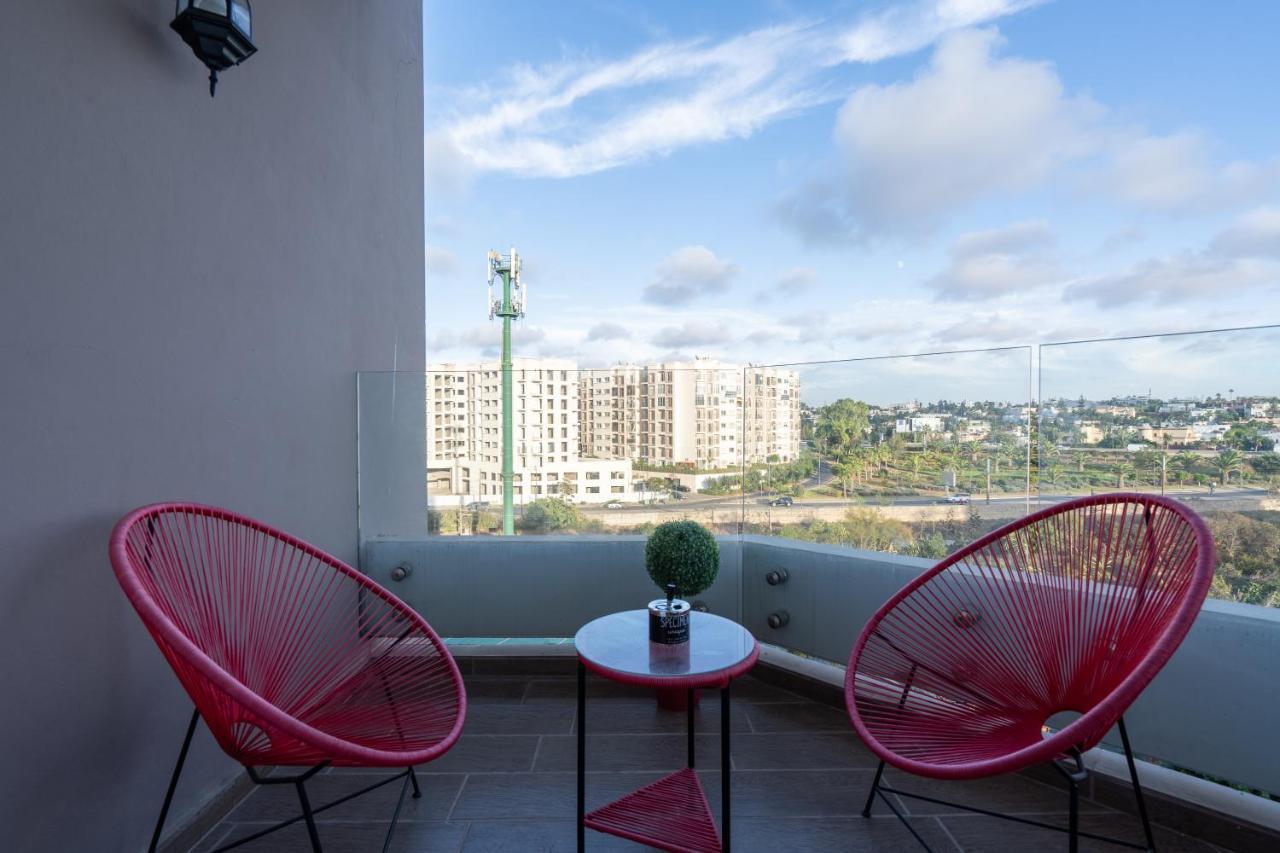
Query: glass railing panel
[[742, 346, 1035, 557], [1038, 325, 1280, 606]]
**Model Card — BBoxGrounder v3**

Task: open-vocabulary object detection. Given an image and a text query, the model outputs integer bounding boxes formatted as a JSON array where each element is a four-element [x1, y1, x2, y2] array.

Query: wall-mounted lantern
[[170, 1, 256, 97]]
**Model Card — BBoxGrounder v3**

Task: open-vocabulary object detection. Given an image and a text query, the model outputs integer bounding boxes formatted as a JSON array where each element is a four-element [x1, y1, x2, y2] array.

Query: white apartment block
[[894, 414, 946, 434], [582, 359, 801, 469], [426, 358, 635, 505]]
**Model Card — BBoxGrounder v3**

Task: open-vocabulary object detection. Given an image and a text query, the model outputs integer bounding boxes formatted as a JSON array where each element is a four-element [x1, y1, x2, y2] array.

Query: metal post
[[577, 660, 586, 853], [488, 249, 523, 536], [862, 761, 885, 818], [500, 265, 515, 535], [721, 684, 731, 852], [687, 688, 696, 768], [149, 708, 200, 853], [1068, 775, 1079, 853], [1118, 717, 1157, 852], [295, 780, 323, 852]]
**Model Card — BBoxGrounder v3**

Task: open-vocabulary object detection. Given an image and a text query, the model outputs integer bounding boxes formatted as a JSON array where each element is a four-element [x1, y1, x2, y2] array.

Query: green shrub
[[644, 520, 719, 596], [518, 498, 584, 533]]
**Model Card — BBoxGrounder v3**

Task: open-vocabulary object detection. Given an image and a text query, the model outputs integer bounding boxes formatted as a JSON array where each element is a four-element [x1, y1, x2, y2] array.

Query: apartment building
[[583, 359, 801, 469], [426, 358, 634, 504]]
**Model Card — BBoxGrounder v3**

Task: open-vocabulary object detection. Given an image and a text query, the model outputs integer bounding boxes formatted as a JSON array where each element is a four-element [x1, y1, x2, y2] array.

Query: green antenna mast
[[488, 247, 524, 535]]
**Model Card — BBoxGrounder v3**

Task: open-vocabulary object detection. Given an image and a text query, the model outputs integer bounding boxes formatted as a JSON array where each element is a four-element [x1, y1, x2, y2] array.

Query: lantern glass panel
[[230, 0, 251, 37], [193, 0, 228, 15]]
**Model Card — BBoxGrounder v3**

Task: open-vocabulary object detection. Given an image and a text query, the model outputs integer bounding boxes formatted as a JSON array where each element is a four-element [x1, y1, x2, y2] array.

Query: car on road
[[465, 501, 490, 511], [768, 496, 794, 507], [604, 500, 624, 509], [943, 493, 971, 505], [671, 491, 685, 500]]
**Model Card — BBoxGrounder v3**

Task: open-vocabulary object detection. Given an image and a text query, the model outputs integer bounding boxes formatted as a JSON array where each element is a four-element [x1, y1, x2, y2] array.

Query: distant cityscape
[[426, 357, 801, 505]]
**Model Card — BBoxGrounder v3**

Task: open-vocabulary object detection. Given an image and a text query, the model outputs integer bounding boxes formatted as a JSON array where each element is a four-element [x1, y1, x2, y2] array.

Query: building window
[[586, 486, 600, 494], [610, 486, 624, 493], [586, 471, 600, 480]]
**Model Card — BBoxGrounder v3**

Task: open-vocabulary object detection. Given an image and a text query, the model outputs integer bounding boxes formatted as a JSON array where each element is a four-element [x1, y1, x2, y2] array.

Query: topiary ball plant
[[645, 520, 719, 597]]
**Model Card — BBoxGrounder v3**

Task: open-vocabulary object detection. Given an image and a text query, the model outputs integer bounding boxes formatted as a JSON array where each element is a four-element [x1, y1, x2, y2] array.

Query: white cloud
[[1106, 133, 1280, 212], [829, 29, 1101, 237], [756, 266, 819, 302], [651, 320, 733, 348], [425, 246, 459, 277], [926, 220, 1059, 301], [429, 2, 1039, 180], [1065, 209, 1280, 307], [838, 0, 1045, 62], [643, 246, 739, 305], [1065, 255, 1278, 308], [1208, 207, 1280, 259], [428, 324, 547, 356], [586, 322, 632, 341]]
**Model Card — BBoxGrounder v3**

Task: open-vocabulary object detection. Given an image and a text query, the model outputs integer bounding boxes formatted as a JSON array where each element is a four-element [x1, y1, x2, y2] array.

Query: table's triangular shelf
[[584, 768, 721, 852]]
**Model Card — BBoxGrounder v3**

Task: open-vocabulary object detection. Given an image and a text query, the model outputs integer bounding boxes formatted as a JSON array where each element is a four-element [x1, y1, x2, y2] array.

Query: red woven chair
[[846, 494, 1214, 852], [110, 503, 466, 853]]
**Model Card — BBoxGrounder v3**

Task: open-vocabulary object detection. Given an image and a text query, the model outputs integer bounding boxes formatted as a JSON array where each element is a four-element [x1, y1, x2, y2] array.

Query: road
[[582, 486, 1270, 515]]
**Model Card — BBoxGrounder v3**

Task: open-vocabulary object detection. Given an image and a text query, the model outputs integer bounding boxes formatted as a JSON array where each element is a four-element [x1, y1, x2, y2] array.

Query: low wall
[[363, 534, 1280, 797]]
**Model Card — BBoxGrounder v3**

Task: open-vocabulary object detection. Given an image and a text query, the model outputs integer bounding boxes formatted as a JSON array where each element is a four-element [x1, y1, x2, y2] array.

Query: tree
[[1115, 461, 1135, 488], [1215, 449, 1245, 485], [1173, 452, 1199, 485], [519, 498, 584, 533], [815, 399, 871, 457], [1225, 422, 1275, 452]]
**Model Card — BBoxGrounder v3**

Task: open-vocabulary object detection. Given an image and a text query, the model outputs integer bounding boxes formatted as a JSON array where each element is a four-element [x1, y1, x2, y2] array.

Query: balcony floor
[[187, 667, 1232, 853]]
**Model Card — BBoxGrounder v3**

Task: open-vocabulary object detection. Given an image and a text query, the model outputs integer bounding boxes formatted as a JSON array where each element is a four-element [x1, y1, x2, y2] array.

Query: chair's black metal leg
[[577, 660, 586, 853], [380, 771, 412, 853], [408, 766, 422, 799], [149, 707, 200, 853], [1068, 774, 1080, 853], [687, 688, 696, 768], [863, 760, 885, 818], [721, 682, 731, 853], [295, 780, 323, 852], [1119, 717, 1157, 852]]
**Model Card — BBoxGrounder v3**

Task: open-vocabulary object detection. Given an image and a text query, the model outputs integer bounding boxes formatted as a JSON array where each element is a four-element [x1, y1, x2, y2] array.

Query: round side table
[[575, 610, 759, 852]]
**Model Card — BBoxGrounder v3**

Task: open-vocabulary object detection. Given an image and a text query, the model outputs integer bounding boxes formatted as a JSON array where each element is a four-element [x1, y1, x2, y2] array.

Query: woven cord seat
[[846, 494, 1214, 852], [111, 503, 466, 852]]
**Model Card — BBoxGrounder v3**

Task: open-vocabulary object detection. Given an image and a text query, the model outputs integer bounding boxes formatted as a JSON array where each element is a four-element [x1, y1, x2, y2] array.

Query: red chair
[[110, 503, 466, 853], [846, 494, 1213, 852]]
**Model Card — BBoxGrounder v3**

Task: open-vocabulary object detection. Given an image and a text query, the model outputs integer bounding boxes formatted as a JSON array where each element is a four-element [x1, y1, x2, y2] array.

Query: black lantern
[[170, 1, 256, 97]]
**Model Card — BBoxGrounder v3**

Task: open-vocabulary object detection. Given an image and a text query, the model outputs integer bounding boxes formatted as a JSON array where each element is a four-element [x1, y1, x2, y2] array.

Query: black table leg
[[687, 688, 696, 768], [721, 683, 731, 852], [577, 660, 585, 853]]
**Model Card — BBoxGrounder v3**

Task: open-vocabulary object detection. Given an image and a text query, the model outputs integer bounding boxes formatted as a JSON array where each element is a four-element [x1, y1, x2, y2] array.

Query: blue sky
[[422, 1, 1280, 399]]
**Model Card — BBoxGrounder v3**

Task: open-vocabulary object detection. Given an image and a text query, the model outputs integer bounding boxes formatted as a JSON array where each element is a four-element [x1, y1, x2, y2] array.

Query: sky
[[421, 0, 1280, 402]]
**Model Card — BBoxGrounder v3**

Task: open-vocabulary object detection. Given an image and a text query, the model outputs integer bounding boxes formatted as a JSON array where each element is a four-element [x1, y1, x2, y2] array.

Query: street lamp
[[171, 1, 257, 97]]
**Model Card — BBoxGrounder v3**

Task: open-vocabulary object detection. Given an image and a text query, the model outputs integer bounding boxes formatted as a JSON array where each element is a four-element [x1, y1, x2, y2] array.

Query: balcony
[[7, 3, 1280, 853]]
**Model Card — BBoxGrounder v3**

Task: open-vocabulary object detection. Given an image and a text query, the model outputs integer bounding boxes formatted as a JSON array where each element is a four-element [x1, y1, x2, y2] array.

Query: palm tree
[[1173, 452, 1199, 486], [1216, 449, 1245, 485], [1116, 461, 1135, 489]]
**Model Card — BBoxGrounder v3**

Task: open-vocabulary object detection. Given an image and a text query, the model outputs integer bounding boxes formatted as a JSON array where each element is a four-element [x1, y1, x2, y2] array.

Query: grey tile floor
[[185, 672, 1232, 853]]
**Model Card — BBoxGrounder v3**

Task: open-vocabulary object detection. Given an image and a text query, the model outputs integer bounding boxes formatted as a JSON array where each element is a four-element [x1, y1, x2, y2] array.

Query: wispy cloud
[[427, 1, 1040, 183]]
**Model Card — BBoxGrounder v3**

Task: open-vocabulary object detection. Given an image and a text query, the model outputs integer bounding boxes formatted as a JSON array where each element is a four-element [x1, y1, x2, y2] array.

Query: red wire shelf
[[584, 768, 721, 852]]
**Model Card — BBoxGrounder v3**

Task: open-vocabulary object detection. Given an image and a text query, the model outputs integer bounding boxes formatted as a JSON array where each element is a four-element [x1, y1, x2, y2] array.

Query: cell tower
[[487, 248, 525, 535]]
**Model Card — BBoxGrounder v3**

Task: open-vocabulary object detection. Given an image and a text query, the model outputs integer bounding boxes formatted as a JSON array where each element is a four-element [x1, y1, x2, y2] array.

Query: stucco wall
[[0, 2, 424, 850]]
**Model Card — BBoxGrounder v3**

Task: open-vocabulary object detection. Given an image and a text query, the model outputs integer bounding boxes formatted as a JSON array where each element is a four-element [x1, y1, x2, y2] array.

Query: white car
[[605, 500, 624, 509], [945, 493, 971, 505]]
